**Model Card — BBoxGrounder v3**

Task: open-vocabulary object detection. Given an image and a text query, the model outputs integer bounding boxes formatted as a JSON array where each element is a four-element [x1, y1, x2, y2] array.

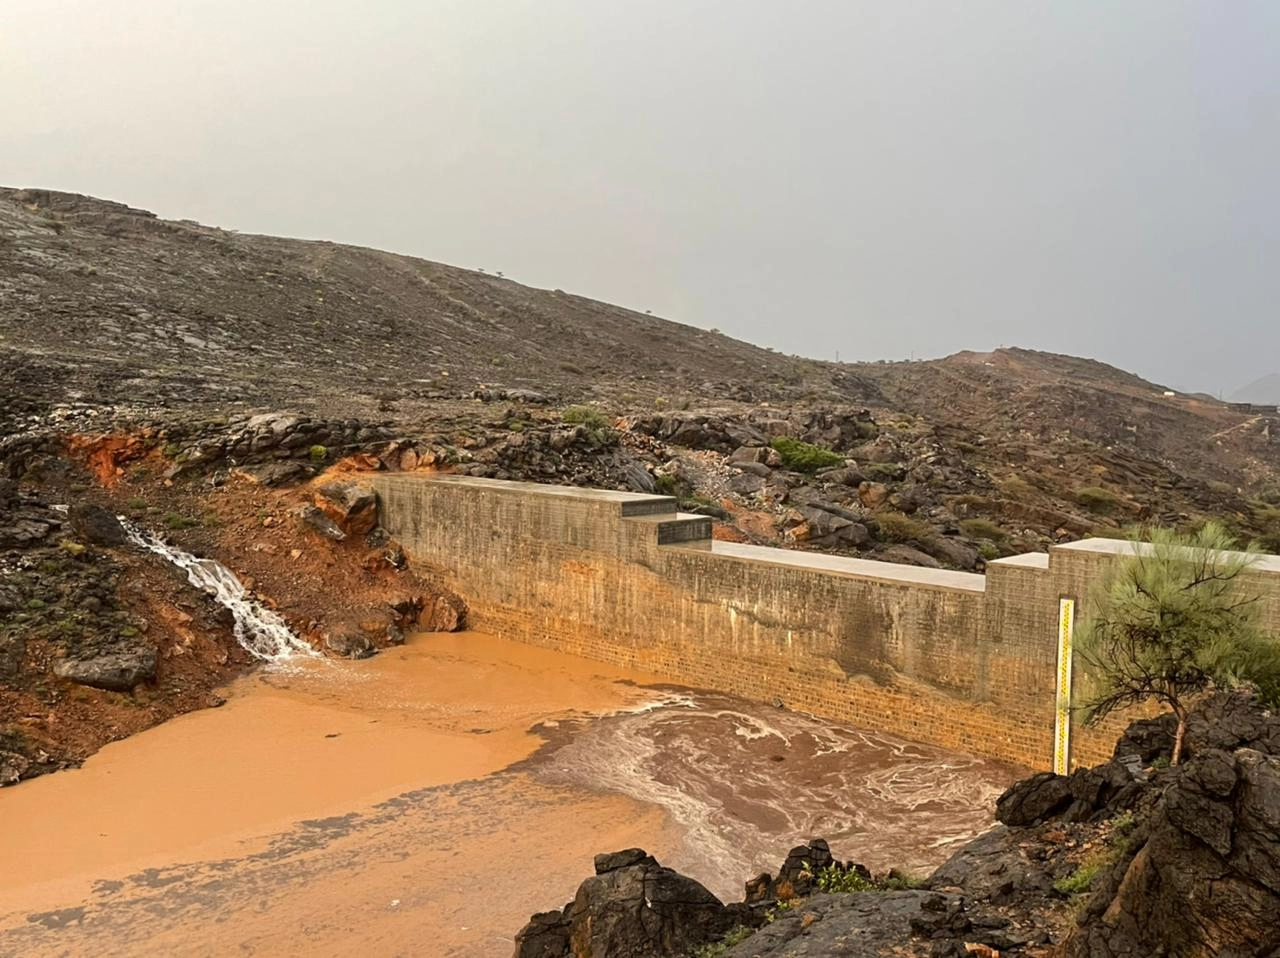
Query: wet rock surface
[[513, 848, 758, 958]]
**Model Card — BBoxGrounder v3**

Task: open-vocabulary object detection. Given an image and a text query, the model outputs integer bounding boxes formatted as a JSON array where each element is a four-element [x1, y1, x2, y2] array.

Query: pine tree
[[1078, 522, 1280, 765]]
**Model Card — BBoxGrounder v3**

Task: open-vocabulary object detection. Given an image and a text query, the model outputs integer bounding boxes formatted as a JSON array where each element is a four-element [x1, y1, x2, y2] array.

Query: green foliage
[[1076, 486, 1121, 515], [561, 405, 610, 428], [309, 444, 328, 463], [852, 420, 879, 441], [764, 898, 797, 923], [1207, 480, 1236, 496], [863, 462, 906, 482], [126, 497, 149, 511], [815, 865, 876, 893], [959, 518, 1007, 541], [1053, 859, 1102, 896], [978, 540, 1001, 561], [770, 436, 843, 473], [161, 512, 199, 530], [999, 476, 1037, 499], [1078, 522, 1280, 763], [874, 512, 930, 543], [561, 405, 617, 447], [880, 872, 927, 891], [653, 473, 688, 498], [689, 925, 754, 958]]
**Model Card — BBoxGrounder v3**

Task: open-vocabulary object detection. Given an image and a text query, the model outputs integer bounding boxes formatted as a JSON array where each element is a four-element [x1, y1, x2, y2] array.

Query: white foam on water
[[120, 519, 321, 664], [532, 690, 1021, 897]]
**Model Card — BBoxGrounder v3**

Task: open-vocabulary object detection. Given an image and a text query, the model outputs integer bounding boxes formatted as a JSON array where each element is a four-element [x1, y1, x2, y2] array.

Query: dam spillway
[[371, 474, 1280, 769]]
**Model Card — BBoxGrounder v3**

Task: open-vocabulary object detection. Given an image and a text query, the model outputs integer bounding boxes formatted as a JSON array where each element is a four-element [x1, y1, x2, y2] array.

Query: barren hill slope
[[0, 187, 869, 421]]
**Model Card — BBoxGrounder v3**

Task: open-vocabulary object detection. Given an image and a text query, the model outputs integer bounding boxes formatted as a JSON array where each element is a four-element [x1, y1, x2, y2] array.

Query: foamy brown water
[[0, 632, 1020, 957]]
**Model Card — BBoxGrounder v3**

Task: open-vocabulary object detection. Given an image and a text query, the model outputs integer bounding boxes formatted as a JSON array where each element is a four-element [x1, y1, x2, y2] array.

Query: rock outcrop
[[512, 848, 757, 958], [1060, 745, 1280, 957]]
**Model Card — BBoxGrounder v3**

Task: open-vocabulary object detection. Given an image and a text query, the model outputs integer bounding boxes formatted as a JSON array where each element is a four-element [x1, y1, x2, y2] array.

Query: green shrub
[[690, 925, 754, 958], [1207, 479, 1236, 496], [959, 518, 1007, 541], [880, 872, 926, 891], [653, 473, 689, 498], [815, 865, 875, 893], [999, 476, 1036, 499], [863, 462, 906, 482], [561, 405, 610, 428], [978, 540, 1001, 561], [874, 512, 930, 543], [127, 497, 149, 511], [770, 437, 843, 473], [309, 444, 328, 463], [1076, 486, 1121, 514], [162, 512, 199, 530], [1053, 859, 1102, 896]]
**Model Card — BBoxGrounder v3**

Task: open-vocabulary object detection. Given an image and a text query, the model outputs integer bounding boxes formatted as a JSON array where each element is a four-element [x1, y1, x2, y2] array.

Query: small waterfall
[[121, 520, 321, 663]]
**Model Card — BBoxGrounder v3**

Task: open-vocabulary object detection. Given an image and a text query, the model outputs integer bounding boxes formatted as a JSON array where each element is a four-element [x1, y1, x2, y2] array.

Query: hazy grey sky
[[3, 1, 1277, 394]]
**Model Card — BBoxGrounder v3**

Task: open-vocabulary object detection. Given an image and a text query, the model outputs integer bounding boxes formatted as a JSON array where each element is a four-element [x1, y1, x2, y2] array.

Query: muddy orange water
[[0, 632, 1022, 957]]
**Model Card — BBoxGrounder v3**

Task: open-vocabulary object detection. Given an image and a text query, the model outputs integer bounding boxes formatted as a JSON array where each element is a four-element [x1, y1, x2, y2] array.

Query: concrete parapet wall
[[372, 475, 1280, 770]]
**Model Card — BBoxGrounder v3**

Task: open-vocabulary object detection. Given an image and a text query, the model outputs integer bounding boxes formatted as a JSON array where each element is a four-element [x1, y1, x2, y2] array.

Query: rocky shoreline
[[514, 693, 1280, 958]]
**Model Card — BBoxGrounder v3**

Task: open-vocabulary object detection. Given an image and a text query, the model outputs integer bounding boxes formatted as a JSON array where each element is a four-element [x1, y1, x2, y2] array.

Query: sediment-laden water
[[0, 632, 1021, 957]]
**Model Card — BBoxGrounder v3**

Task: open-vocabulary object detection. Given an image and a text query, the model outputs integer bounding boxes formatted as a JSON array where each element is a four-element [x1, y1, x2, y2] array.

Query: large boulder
[[69, 504, 127, 546], [996, 771, 1074, 827], [315, 481, 377, 537], [54, 647, 157, 692], [512, 849, 754, 958], [1061, 746, 1280, 958]]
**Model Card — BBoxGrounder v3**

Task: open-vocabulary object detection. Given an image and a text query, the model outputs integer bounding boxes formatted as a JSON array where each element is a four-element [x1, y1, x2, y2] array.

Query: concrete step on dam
[[371, 475, 1280, 769]]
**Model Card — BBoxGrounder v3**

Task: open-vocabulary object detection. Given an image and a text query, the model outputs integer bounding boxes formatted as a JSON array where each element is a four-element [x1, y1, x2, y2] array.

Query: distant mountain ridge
[[1232, 373, 1280, 405]]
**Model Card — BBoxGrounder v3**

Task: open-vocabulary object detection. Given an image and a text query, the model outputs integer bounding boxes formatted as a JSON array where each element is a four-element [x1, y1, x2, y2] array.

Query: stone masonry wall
[[372, 475, 1280, 770]]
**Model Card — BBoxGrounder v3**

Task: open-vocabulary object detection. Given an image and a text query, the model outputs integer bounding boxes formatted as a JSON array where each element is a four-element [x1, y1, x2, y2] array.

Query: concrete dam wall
[[372, 474, 1280, 769]]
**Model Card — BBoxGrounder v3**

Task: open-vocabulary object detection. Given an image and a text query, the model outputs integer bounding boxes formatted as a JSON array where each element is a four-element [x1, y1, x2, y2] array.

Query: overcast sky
[[2, 1, 1276, 395]]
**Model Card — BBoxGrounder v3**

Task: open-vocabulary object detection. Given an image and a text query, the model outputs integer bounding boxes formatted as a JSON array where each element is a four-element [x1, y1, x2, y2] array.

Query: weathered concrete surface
[[372, 475, 1280, 769]]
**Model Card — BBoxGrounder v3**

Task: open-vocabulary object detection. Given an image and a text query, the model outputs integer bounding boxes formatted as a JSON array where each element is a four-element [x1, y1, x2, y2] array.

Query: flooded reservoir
[[0, 632, 1020, 957]]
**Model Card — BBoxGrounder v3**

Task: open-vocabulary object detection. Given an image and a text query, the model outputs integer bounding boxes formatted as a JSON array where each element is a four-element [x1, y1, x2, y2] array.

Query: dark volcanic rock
[[1061, 746, 1280, 958], [69, 504, 127, 546], [512, 848, 755, 958], [54, 647, 157, 691]]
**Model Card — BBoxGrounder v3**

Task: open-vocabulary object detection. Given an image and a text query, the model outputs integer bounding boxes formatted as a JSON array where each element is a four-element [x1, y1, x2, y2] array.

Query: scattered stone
[[298, 505, 346, 541], [324, 632, 376, 659], [54, 647, 157, 692]]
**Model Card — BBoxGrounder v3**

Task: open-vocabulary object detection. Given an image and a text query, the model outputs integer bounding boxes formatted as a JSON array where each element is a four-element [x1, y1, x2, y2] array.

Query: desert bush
[[1075, 486, 1121, 514], [874, 512, 930, 543], [959, 518, 1007, 541], [770, 436, 843, 473], [863, 462, 906, 482]]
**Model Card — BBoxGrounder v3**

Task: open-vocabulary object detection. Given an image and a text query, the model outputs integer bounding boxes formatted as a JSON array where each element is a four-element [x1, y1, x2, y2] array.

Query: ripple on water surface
[[530, 688, 1023, 896]]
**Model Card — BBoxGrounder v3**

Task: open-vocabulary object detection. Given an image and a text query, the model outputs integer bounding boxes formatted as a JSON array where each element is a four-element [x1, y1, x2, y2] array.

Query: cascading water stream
[[120, 519, 320, 663]]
